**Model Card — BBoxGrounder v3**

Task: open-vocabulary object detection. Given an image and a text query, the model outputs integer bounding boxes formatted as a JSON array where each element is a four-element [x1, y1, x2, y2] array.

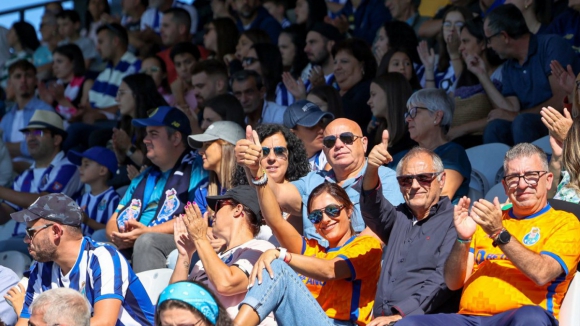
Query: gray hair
[[29, 288, 91, 326], [396, 147, 445, 181], [503, 143, 549, 173], [406, 88, 454, 134]]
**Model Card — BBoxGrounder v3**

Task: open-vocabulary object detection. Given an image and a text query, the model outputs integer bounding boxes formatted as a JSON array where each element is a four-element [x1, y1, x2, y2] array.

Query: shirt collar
[[30, 151, 65, 169]]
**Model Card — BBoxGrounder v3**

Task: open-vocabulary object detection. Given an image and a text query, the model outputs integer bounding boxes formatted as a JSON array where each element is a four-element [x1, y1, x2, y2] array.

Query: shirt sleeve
[[232, 241, 275, 276], [437, 144, 471, 180], [378, 166, 405, 205], [540, 212, 580, 275], [500, 64, 516, 98], [140, 8, 155, 30], [336, 236, 382, 281], [90, 246, 127, 303]]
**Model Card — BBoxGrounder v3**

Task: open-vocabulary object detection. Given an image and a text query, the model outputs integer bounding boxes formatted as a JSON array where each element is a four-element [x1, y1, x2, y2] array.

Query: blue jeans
[[395, 305, 558, 326], [240, 260, 355, 326], [483, 113, 548, 145]]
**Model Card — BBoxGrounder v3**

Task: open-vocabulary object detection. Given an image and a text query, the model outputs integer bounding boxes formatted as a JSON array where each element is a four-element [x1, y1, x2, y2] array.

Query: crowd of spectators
[[0, 0, 578, 325]]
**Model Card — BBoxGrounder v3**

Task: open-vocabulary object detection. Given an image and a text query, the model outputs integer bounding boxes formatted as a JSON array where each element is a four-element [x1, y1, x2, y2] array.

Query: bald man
[[236, 118, 404, 246]]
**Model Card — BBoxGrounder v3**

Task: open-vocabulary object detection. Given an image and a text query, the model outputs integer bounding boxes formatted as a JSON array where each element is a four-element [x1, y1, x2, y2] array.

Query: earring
[[434, 121, 437, 124]]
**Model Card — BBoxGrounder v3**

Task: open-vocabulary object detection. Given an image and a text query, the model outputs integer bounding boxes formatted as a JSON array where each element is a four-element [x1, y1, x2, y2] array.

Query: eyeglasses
[[242, 57, 259, 66], [139, 66, 160, 74], [25, 223, 54, 239], [322, 132, 362, 149], [576, 80, 580, 90], [503, 171, 548, 188], [404, 107, 430, 120], [214, 199, 235, 213], [442, 21, 465, 29], [308, 204, 344, 224], [262, 146, 288, 158], [485, 31, 502, 45], [23, 130, 46, 138], [396, 172, 442, 187]]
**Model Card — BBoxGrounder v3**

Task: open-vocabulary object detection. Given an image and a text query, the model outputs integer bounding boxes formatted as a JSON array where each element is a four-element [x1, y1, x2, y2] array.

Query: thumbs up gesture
[[367, 130, 393, 168], [235, 125, 263, 176]]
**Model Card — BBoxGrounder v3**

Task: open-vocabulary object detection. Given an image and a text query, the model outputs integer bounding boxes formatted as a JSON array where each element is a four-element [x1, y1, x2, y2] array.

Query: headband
[[158, 282, 219, 325]]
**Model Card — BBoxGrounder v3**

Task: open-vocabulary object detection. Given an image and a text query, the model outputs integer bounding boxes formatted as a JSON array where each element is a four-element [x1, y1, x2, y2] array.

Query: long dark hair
[[437, 6, 472, 73], [84, 0, 111, 31], [382, 21, 420, 64], [211, 18, 239, 61], [308, 85, 344, 118], [53, 43, 86, 77], [377, 48, 422, 90], [241, 29, 271, 45], [252, 43, 283, 102], [204, 94, 246, 129], [143, 55, 171, 94], [370, 73, 413, 147], [12, 22, 40, 53], [232, 124, 310, 186], [281, 24, 308, 79]]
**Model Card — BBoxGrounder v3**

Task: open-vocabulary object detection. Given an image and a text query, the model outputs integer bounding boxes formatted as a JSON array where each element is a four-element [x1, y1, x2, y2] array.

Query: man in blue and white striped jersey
[[12, 193, 155, 326]]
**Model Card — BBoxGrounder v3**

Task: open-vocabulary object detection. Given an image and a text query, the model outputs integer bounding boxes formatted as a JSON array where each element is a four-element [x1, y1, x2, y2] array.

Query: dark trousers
[[483, 113, 548, 145]]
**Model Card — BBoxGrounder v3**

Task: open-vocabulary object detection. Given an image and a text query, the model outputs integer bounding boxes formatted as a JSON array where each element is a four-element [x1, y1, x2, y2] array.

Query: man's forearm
[[0, 188, 43, 209], [499, 237, 562, 286], [444, 241, 470, 291]]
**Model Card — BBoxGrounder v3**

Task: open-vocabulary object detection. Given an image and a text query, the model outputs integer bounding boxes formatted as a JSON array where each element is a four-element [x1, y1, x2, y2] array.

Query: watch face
[[499, 230, 511, 243]]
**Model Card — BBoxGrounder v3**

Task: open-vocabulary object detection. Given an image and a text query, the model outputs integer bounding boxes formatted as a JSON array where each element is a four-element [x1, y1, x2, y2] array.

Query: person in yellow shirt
[[397, 143, 580, 326]]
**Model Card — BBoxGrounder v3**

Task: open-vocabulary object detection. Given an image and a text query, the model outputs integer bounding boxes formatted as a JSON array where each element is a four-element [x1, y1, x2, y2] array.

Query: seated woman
[[188, 121, 245, 214], [232, 149, 382, 325], [156, 281, 233, 326], [373, 21, 420, 69], [377, 48, 422, 90], [389, 88, 472, 204], [367, 73, 416, 155], [203, 17, 239, 63], [225, 29, 271, 75], [169, 186, 276, 325], [200, 94, 246, 131], [447, 16, 504, 148], [140, 55, 176, 106]]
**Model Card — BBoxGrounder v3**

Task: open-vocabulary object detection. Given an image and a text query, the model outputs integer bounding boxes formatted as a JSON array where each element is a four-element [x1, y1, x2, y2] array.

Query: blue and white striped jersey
[[89, 52, 141, 111], [77, 187, 120, 236], [21, 237, 155, 326]]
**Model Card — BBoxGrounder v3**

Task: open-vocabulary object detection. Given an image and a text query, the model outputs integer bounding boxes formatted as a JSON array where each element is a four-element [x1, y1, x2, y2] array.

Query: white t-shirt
[[188, 239, 277, 325], [9, 110, 25, 143]]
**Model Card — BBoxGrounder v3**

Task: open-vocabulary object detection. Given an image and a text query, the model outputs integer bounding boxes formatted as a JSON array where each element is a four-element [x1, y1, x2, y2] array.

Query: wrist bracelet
[[252, 169, 266, 180], [489, 228, 505, 240], [277, 247, 287, 261], [251, 172, 268, 186], [284, 252, 292, 264], [457, 237, 472, 244]]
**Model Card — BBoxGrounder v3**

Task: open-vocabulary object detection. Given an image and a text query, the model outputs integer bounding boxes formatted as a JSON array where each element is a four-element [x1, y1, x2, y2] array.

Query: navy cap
[[67, 146, 118, 176], [132, 106, 192, 136], [206, 185, 262, 225], [283, 100, 334, 129]]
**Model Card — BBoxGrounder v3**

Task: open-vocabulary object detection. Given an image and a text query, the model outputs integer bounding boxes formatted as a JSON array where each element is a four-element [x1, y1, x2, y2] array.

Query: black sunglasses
[[262, 146, 288, 157], [322, 132, 362, 149], [215, 199, 235, 213], [242, 57, 259, 66], [308, 204, 344, 224], [396, 172, 442, 187], [25, 223, 54, 239]]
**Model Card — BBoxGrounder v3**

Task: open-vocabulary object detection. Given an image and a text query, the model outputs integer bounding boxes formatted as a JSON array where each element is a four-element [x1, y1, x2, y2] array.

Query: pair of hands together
[[174, 202, 225, 256]]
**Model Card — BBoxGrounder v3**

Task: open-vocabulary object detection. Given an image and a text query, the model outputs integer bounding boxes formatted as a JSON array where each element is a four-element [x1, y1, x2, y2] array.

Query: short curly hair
[[232, 124, 310, 186]]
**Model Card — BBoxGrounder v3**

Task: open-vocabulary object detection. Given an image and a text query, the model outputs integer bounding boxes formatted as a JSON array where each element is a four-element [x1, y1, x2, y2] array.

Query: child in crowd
[[57, 10, 99, 71], [67, 146, 120, 237]]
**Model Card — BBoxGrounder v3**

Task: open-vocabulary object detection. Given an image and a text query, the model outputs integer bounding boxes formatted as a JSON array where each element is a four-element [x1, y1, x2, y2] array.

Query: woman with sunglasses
[[169, 186, 277, 325], [156, 281, 233, 326], [140, 55, 175, 106], [391, 88, 471, 204], [233, 133, 382, 325]]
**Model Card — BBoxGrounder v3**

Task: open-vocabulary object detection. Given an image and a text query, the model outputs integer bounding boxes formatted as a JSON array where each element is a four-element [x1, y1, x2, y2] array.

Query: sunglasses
[[322, 132, 362, 149], [214, 199, 235, 213], [307, 204, 344, 224], [25, 223, 54, 239], [396, 172, 442, 187], [140, 66, 160, 74], [23, 129, 46, 138], [262, 146, 288, 158], [242, 57, 259, 66]]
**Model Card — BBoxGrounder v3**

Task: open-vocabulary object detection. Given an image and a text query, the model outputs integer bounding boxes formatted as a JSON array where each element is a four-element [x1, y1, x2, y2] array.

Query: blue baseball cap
[[67, 146, 118, 176], [283, 100, 334, 129], [132, 106, 192, 136]]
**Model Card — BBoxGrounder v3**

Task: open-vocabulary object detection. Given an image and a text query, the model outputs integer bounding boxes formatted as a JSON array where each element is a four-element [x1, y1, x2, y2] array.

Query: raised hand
[[248, 249, 281, 288], [464, 53, 486, 77], [417, 41, 435, 71], [182, 202, 208, 241], [367, 130, 393, 168], [234, 125, 263, 176], [446, 30, 461, 58], [282, 72, 306, 100], [173, 215, 196, 256], [471, 197, 503, 236], [4, 283, 25, 315], [308, 65, 325, 88], [453, 197, 477, 240], [549, 134, 564, 158], [550, 60, 576, 95], [540, 106, 573, 143]]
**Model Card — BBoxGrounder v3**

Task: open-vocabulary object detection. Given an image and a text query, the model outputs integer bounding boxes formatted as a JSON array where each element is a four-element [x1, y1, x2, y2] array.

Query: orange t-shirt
[[301, 235, 382, 325], [460, 206, 580, 319]]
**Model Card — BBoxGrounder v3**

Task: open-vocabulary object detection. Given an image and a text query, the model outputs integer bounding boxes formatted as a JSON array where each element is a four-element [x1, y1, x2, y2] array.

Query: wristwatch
[[492, 229, 511, 247], [125, 144, 137, 157]]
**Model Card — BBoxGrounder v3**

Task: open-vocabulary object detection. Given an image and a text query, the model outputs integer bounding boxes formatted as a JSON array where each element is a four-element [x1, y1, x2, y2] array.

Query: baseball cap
[[132, 106, 192, 136], [309, 22, 344, 43], [11, 193, 83, 227], [20, 110, 67, 136], [67, 146, 118, 176], [206, 185, 262, 225], [188, 121, 245, 149], [283, 100, 334, 129]]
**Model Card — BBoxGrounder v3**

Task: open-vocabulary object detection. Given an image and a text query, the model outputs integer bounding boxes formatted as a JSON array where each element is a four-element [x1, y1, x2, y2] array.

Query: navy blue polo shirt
[[501, 34, 580, 110], [546, 8, 580, 58]]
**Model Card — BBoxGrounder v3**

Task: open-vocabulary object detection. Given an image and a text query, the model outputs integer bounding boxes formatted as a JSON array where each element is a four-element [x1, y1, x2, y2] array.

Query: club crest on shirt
[[117, 199, 142, 228], [522, 227, 541, 246], [98, 198, 107, 211], [157, 188, 179, 224]]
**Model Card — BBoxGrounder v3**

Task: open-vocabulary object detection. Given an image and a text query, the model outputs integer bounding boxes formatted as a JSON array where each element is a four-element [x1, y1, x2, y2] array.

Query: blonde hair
[[562, 119, 580, 195], [207, 140, 236, 196], [572, 73, 580, 119]]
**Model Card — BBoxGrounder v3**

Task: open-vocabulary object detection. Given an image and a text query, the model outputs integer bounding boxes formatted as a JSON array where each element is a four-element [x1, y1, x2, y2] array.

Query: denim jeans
[[240, 260, 356, 326], [483, 113, 548, 145]]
